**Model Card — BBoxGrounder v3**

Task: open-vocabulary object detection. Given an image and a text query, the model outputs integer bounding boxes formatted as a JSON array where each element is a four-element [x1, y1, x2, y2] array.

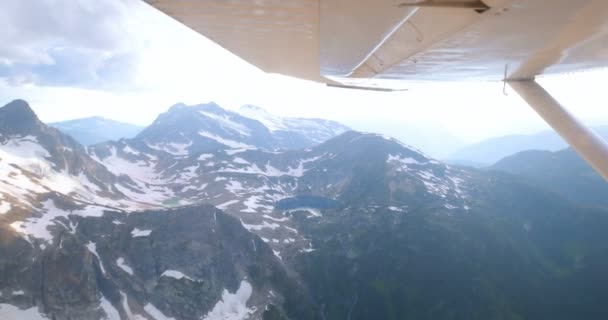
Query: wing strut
[[508, 79, 608, 181]]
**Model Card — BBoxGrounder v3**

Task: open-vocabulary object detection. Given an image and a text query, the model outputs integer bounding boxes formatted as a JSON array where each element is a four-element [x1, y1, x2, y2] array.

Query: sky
[[1, 0, 608, 157]]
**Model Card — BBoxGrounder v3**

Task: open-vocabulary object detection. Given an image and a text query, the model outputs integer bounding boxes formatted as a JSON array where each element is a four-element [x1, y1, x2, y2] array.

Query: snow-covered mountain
[[0, 100, 315, 319], [50, 117, 143, 146], [134, 102, 350, 154], [0, 100, 139, 213], [90, 129, 472, 257], [238, 104, 351, 149], [3, 99, 608, 319], [0, 100, 472, 319]]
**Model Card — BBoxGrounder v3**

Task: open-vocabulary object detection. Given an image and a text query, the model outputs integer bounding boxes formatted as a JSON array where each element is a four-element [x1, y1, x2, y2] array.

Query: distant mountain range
[[448, 126, 608, 166], [2, 99, 608, 319], [50, 117, 144, 146], [491, 148, 608, 208], [50, 103, 351, 150]]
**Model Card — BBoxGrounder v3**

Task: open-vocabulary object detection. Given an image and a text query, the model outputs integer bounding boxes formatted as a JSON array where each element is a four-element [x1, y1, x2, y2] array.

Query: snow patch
[[202, 280, 255, 320], [0, 201, 11, 214], [217, 200, 239, 210], [10, 200, 107, 244], [225, 149, 250, 155], [131, 228, 152, 237], [241, 220, 279, 231], [147, 141, 191, 156], [285, 207, 321, 218], [99, 146, 160, 182], [242, 195, 273, 213], [387, 154, 424, 172], [263, 214, 289, 222], [0, 304, 47, 320], [199, 131, 255, 149], [120, 292, 147, 320], [218, 160, 310, 177], [198, 153, 214, 161], [273, 250, 282, 260], [199, 111, 252, 137], [161, 270, 194, 281], [99, 295, 121, 320], [226, 181, 245, 193], [116, 257, 134, 275], [144, 303, 176, 320], [86, 242, 106, 274], [232, 157, 249, 165]]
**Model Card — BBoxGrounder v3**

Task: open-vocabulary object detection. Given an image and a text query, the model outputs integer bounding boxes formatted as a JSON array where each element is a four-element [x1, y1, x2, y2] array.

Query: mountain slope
[[448, 127, 608, 166], [132, 102, 351, 156], [89, 130, 471, 258], [50, 117, 143, 146], [290, 171, 608, 319], [0, 100, 135, 212], [491, 148, 608, 208]]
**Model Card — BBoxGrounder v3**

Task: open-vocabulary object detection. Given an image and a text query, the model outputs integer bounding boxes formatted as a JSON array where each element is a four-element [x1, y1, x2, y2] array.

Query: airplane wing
[[144, 0, 608, 85]]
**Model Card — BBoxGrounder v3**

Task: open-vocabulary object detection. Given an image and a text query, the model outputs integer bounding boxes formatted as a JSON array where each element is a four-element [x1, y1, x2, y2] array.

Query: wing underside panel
[[146, 0, 608, 84]]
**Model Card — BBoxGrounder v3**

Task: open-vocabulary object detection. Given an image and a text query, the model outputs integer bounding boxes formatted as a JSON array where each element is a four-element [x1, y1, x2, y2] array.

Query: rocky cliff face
[[0, 201, 315, 319]]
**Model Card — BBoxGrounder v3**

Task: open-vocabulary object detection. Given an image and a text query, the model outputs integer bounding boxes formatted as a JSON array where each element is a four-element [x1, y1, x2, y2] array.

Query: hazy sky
[[1, 0, 608, 156]]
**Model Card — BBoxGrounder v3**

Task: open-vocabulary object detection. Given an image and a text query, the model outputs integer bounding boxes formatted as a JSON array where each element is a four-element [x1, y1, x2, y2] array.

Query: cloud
[[0, 0, 140, 89]]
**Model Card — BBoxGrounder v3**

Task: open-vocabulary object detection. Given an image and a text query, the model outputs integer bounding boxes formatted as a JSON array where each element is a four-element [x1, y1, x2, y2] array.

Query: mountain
[[90, 129, 471, 258], [448, 126, 608, 166], [132, 102, 351, 156], [135, 102, 277, 154], [290, 170, 608, 319], [491, 148, 608, 208], [238, 104, 351, 149], [0, 100, 317, 319], [3, 99, 608, 319], [50, 117, 143, 146], [0, 100, 138, 213]]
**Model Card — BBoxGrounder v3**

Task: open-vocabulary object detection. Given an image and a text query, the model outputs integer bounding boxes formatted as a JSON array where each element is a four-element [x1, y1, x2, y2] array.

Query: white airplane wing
[[145, 0, 608, 84]]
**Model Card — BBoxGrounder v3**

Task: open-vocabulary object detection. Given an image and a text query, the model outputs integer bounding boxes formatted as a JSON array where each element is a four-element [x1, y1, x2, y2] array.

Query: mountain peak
[[240, 104, 269, 113], [167, 102, 188, 112], [319, 131, 432, 162], [167, 102, 223, 113], [192, 101, 223, 113], [0, 99, 43, 136], [0, 99, 38, 120]]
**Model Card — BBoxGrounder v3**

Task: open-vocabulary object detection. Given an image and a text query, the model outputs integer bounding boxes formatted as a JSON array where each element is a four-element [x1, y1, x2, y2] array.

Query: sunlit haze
[[1, 0, 607, 157]]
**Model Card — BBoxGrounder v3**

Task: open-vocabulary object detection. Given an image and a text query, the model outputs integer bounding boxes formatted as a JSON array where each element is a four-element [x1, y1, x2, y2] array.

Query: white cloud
[[0, 0, 141, 88]]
